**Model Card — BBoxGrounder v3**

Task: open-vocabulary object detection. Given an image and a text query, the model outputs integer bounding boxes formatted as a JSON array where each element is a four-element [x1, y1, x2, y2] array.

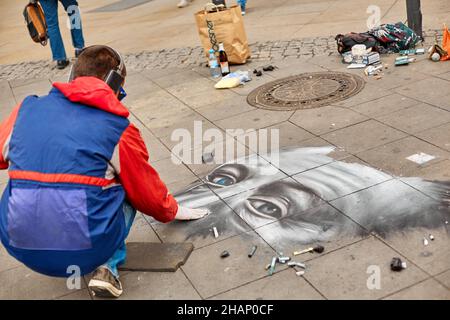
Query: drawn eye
[[245, 195, 289, 220], [206, 164, 250, 188]]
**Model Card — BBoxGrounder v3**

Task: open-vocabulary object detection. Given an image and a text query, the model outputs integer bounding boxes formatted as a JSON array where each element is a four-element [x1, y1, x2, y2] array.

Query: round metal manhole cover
[[247, 72, 365, 111]]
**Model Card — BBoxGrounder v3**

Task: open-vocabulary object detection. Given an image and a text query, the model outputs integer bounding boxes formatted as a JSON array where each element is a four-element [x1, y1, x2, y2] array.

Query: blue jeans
[[237, 0, 246, 11], [102, 202, 136, 278], [40, 0, 85, 61]]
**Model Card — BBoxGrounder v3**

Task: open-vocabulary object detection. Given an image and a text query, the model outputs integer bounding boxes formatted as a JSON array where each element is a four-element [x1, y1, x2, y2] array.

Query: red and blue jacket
[[0, 77, 178, 277]]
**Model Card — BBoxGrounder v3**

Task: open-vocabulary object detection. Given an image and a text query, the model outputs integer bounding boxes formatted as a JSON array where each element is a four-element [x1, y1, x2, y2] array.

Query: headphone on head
[[68, 45, 125, 95]]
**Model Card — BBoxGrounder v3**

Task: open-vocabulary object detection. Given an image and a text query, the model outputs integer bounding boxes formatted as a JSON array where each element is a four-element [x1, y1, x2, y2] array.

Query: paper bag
[[195, 5, 251, 64]]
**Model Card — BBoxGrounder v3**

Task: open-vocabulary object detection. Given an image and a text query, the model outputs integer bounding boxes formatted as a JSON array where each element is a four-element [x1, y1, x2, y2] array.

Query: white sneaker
[[177, 0, 189, 8]]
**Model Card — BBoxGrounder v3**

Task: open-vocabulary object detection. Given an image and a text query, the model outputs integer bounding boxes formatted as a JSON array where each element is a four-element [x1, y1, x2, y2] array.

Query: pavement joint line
[[179, 266, 205, 300], [378, 275, 437, 300], [432, 268, 450, 290]]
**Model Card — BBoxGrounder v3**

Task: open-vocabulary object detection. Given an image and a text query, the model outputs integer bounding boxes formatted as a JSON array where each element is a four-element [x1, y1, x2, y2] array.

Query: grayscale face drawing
[[172, 147, 450, 244]]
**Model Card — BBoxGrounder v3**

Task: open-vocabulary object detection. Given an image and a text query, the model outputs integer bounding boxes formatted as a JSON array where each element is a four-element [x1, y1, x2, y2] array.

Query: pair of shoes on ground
[[88, 267, 123, 298], [56, 48, 84, 70], [177, 0, 192, 8]]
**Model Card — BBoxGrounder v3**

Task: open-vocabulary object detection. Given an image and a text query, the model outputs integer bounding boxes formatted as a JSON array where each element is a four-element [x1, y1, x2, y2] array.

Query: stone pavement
[[0, 50, 449, 299]]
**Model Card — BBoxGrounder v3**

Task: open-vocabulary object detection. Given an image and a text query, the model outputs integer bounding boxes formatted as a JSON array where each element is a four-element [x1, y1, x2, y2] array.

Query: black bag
[[23, 0, 48, 46], [335, 32, 380, 54]]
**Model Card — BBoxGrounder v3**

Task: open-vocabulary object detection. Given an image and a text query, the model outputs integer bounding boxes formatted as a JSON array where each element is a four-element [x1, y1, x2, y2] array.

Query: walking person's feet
[[56, 59, 70, 70], [237, 0, 246, 15], [75, 48, 84, 58], [88, 267, 123, 298]]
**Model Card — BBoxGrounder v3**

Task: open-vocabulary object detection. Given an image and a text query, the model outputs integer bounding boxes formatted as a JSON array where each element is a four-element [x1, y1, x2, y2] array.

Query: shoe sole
[[88, 279, 123, 298]]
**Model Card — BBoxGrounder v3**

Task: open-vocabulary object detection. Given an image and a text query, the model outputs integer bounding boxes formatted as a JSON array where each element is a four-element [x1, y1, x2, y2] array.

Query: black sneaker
[[56, 60, 70, 70], [88, 267, 123, 298]]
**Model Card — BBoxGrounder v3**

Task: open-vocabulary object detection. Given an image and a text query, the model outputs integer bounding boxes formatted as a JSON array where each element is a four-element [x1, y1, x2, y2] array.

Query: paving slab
[[415, 122, 450, 152], [357, 136, 450, 177], [56, 289, 92, 300], [0, 265, 86, 300], [119, 242, 194, 272], [374, 103, 450, 135], [290, 106, 368, 136], [150, 158, 197, 185], [195, 95, 255, 122], [215, 109, 294, 132], [302, 236, 429, 300], [435, 270, 450, 289], [394, 77, 450, 101], [126, 214, 161, 243], [383, 278, 450, 300], [321, 120, 407, 154], [210, 268, 324, 300], [348, 93, 420, 118], [181, 231, 283, 299], [0, 245, 21, 273], [95, 269, 201, 300]]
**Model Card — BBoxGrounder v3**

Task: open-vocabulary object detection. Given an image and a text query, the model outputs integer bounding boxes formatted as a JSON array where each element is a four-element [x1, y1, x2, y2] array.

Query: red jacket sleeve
[[0, 103, 21, 170], [116, 124, 178, 222]]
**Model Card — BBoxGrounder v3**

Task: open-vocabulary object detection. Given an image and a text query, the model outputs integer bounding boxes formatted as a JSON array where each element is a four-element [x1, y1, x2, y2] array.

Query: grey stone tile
[[195, 95, 255, 122], [357, 136, 450, 177], [211, 268, 324, 300], [150, 196, 251, 249], [415, 122, 450, 152], [152, 70, 207, 89], [394, 77, 450, 101], [290, 106, 368, 135], [435, 270, 450, 289], [126, 214, 161, 243], [330, 179, 448, 239], [150, 117, 219, 140], [151, 158, 197, 185], [383, 278, 450, 300], [260, 122, 315, 151], [349, 94, 419, 118], [375, 103, 450, 134], [182, 231, 282, 298], [381, 227, 450, 276], [255, 202, 369, 256], [321, 120, 407, 154], [331, 83, 392, 108], [406, 57, 450, 77], [95, 269, 201, 300], [56, 288, 92, 300], [302, 236, 428, 299], [215, 109, 293, 132], [230, 73, 280, 96], [166, 177, 202, 195], [366, 68, 428, 90], [292, 158, 392, 201], [0, 265, 86, 299], [11, 78, 52, 103]]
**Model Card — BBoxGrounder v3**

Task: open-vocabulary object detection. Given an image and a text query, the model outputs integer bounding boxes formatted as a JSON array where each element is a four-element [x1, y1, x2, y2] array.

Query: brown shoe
[[88, 267, 123, 298]]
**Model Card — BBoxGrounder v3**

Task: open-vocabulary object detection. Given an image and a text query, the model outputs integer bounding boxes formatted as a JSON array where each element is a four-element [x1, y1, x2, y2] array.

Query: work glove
[[175, 206, 210, 221]]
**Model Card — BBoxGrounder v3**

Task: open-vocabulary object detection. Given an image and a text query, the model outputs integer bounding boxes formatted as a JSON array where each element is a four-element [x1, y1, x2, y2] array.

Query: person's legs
[[39, 0, 67, 61], [59, 0, 85, 51], [88, 202, 136, 298], [101, 202, 136, 278]]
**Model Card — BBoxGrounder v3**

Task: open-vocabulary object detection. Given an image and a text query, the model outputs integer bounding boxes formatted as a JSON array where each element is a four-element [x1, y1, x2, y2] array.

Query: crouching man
[[0, 45, 208, 298]]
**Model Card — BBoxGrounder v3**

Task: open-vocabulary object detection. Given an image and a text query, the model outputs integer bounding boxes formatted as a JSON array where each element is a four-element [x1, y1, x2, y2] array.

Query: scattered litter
[[213, 227, 219, 238], [248, 245, 258, 258], [395, 56, 416, 66], [202, 151, 215, 164], [390, 257, 407, 271], [287, 261, 306, 269], [363, 52, 380, 65], [264, 263, 271, 270], [445, 221, 449, 225], [262, 65, 277, 72], [429, 234, 435, 241], [268, 257, 277, 276], [215, 70, 251, 89], [295, 270, 305, 277], [406, 152, 436, 165], [423, 238, 429, 246], [364, 64, 383, 76], [399, 48, 424, 55], [293, 245, 324, 256], [347, 63, 367, 69], [220, 250, 230, 258], [253, 69, 263, 77], [278, 256, 291, 264], [431, 52, 441, 62]]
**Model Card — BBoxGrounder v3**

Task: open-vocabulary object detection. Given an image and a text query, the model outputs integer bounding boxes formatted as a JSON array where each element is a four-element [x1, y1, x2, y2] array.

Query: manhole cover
[[247, 72, 365, 111]]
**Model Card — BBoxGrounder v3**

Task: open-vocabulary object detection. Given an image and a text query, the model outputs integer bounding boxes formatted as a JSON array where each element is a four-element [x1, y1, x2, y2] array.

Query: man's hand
[[175, 206, 210, 221]]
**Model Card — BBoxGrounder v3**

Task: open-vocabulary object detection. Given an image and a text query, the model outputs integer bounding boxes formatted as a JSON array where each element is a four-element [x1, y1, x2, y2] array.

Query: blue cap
[[209, 49, 214, 53]]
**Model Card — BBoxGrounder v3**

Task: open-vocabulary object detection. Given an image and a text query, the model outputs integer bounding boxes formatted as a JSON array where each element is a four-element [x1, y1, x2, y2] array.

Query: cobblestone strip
[[0, 29, 443, 81]]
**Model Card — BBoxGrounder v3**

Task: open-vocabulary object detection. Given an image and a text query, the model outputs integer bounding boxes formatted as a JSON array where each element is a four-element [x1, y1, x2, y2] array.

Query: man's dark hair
[[72, 45, 127, 80]]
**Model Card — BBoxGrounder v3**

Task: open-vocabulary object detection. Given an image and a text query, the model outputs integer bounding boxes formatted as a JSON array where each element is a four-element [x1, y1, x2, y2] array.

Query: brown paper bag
[[195, 5, 251, 64]]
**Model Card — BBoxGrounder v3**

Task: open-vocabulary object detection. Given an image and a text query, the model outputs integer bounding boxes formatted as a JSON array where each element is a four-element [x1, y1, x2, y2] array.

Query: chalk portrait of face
[[159, 147, 449, 246]]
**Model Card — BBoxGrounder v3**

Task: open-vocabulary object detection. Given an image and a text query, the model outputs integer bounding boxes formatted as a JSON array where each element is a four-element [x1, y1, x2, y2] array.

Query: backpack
[[335, 32, 381, 54], [23, 0, 48, 46], [369, 22, 421, 53]]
